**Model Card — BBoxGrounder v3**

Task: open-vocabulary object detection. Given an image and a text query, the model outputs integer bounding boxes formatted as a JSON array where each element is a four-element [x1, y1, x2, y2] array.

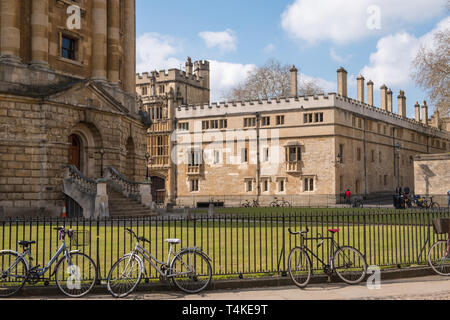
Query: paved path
[[4, 275, 449, 300]]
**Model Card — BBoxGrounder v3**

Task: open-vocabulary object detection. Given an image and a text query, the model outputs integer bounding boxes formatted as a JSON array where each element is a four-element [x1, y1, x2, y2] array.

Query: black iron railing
[[0, 208, 448, 283]]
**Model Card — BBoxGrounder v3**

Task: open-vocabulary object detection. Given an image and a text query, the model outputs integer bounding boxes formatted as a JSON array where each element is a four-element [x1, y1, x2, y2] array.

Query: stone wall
[[414, 153, 450, 205]]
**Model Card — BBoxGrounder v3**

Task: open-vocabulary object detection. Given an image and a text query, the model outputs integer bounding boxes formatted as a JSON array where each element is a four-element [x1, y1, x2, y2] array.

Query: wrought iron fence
[[0, 208, 448, 284]]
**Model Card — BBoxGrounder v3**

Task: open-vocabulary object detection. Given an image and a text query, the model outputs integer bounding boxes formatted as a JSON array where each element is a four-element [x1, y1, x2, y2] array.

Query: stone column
[[107, 0, 120, 84], [380, 85, 387, 111], [92, 0, 108, 81], [94, 180, 109, 218], [290, 65, 298, 97], [337, 67, 347, 97], [422, 101, 428, 126], [397, 90, 406, 118], [123, 0, 136, 94], [367, 80, 374, 106], [139, 182, 153, 208], [30, 0, 49, 68], [415, 102, 421, 122], [387, 89, 393, 113], [0, 0, 21, 63], [357, 75, 364, 103]]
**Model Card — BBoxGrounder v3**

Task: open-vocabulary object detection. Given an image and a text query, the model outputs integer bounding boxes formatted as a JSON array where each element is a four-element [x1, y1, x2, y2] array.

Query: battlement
[[175, 93, 449, 139], [193, 60, 210, 70], [136, 68, 205, 86]]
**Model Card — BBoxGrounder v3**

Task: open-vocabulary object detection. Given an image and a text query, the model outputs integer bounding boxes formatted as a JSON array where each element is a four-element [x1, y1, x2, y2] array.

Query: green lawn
[[1, 211, 447, 283]]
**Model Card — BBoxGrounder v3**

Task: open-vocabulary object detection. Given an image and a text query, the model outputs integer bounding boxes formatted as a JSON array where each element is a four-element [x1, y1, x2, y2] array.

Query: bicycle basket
[[69, 230, 90, 247], [432, 218, 450, 235]]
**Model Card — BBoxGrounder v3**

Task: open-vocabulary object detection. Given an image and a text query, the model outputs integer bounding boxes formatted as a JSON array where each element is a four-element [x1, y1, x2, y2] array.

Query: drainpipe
[[363, 118, 368, 197]]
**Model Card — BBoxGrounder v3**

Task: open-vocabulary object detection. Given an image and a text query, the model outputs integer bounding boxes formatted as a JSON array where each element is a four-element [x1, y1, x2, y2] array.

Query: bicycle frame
[[22, 241, 73, 277], [296, 234, 342, 269], [125, 241, 187, 279]]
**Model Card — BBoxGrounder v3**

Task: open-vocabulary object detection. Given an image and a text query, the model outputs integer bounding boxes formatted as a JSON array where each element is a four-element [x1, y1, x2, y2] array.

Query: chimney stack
[[380, 85, 387, 110], [415, 102, 421, 122], [357, 75, 365, 103], [290, 65, 298, 97], [387, 89, 393, 113], [367, 80, 374, 106], [337, 67, 347, 97], [397, 90, 406, 118], [185, 57, 193, 75], [422, 101, 428, 125]]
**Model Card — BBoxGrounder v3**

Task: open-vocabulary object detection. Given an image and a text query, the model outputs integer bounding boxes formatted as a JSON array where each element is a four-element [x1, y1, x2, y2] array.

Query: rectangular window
[[188, 150, 202, 166], [141, 86, 147, 96], [379, 151, 382, 163], [263, 148, 269, 162], [263, 180, 269, 192], [61, 36, 76, 60], [178, 122, 189, 131], [279, 180, 285, 192], [276, 115, 285, 125], [214, 150, 220, 164], [219, 119, 228, 129], [262, 116, 270, 126], [202, 120, 209, 130], [356, 147, 361, 161], [247, 180, 253, 192], [371, 150, 375, 162], [191, 179, 199, 192], [304, 178, 314, 192], [244, 118, 256, 128], [210, 120, 219, 129], [287, 147, 301, 162], [338, 144, 344, 163], [241, 148, 248, 163]]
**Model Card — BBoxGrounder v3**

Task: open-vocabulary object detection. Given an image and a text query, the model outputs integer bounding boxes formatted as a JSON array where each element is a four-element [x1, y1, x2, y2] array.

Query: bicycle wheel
[[54, 252, 97, 298], [428, 240, 450, 276], [0, 252, 28, 297], [107, 255, 143, 298], [287, 247, 311, 288], [333, 246, 367, 284], [170, 250, 212, 294]]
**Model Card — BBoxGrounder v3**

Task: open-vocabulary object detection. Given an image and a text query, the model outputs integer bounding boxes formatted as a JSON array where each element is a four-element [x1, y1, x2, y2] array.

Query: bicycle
[[241, 200, 251, 208], [0, 227, 97, 298], [270, 197, 291, 208], [106, 228, 212, 298], [287, 227, 367, 288], [428, 218, 450, 276], [425, 196, 440, 209]]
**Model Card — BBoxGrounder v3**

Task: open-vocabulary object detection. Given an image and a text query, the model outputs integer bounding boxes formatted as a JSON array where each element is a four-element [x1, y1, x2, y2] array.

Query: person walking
[[345, 189, 351, 206]]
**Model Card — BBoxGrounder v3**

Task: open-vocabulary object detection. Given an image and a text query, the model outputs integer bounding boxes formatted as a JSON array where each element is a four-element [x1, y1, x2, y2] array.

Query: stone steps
[[107, 188, 157, 218]]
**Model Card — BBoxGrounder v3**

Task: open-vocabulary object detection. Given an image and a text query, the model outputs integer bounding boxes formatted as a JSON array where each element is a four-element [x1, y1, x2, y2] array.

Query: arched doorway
[[68, 134, 82, 170], [151, 176, 166, 204]]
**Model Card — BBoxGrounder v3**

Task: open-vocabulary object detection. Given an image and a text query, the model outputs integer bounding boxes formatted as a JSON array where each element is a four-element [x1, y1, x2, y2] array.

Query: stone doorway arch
[[68, 122, 103, 178]]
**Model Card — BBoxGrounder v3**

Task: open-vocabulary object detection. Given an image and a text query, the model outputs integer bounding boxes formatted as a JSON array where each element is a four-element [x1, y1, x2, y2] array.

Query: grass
[[1, 210, 447, 284]]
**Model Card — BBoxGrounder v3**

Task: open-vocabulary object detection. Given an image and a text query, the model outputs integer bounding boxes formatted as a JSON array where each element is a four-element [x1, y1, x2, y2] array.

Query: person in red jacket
[[345, 189, 351, 205]]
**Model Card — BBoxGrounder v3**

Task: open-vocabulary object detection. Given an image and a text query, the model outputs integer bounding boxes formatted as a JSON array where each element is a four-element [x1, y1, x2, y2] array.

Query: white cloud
[[360, 17, 450, 87], [281, 0, 447, 45], [209, 60, 257, 101], [330, 48, 353, 63], [198, 29, 238, 52], [136, 32, 183, 73]]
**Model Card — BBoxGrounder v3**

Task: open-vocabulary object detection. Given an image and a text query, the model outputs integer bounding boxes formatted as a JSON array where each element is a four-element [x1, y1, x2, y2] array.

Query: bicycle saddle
[[18, 240, 36, 247], [165, 238, 181, 244], [327, 229, 340, 234]]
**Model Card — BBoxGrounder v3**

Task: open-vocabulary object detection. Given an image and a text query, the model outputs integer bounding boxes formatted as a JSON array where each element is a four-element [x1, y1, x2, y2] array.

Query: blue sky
[[136, 0, 449, 118]]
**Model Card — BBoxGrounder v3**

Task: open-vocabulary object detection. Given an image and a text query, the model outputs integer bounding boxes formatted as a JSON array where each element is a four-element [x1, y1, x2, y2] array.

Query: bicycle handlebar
[[288, 227, 309, 235], [125, 228, 150, 244]]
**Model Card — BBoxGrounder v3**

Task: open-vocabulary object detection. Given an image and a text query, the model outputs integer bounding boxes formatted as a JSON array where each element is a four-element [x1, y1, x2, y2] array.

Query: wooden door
[[68, 134, 81, 170]]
